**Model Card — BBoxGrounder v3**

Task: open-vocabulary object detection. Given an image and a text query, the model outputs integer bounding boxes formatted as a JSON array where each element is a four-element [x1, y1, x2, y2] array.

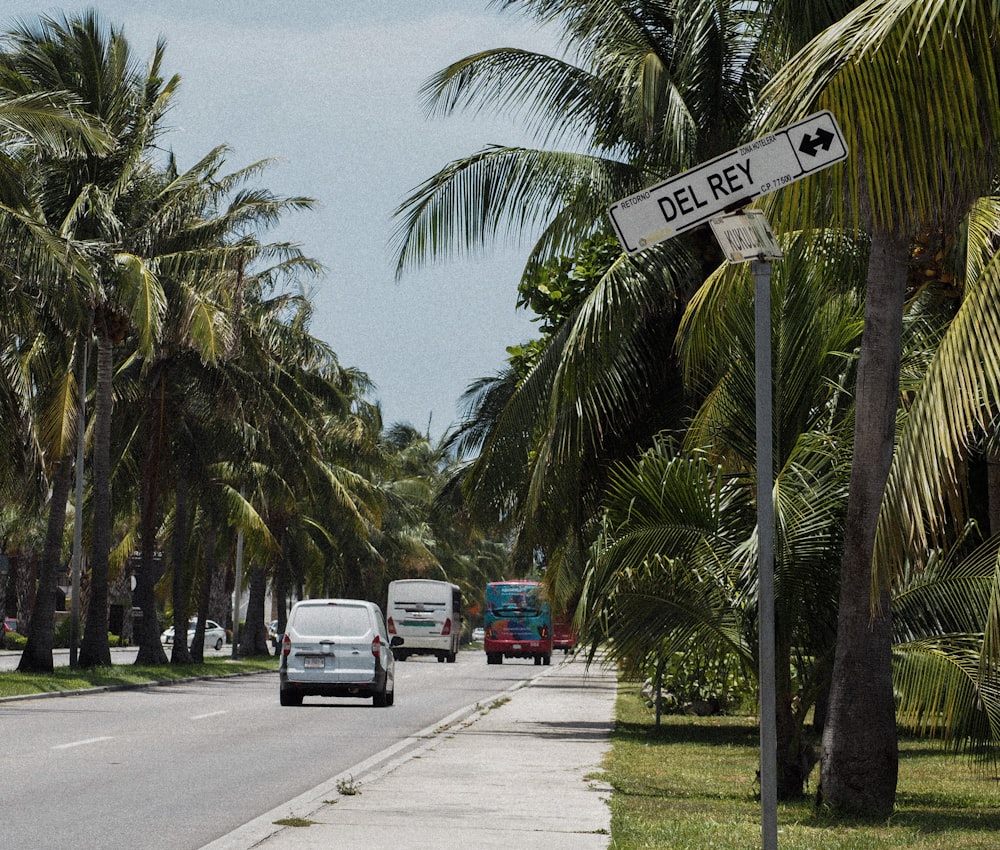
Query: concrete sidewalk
[[202, 654, 617, 850]]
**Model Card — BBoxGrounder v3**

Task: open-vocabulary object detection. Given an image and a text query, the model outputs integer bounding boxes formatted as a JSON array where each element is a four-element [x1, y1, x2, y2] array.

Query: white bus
[[386, 579, 462, 663]]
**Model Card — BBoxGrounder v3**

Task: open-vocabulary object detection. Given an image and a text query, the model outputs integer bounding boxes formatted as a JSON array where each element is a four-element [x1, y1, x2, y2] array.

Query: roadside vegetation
[[393, 0, 1000, 820], [0, 10, 510, 676], [606, 686, 1000, 850], [0, 655, 276, 700]]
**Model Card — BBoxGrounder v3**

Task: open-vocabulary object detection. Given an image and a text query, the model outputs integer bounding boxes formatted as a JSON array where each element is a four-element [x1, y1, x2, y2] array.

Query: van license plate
[[304, 657, 326, 668]]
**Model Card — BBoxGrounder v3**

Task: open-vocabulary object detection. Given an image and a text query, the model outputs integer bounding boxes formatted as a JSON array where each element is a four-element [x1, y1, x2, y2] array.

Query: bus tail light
[[387, 617, 396, 635], [441, 618, 452, 636]]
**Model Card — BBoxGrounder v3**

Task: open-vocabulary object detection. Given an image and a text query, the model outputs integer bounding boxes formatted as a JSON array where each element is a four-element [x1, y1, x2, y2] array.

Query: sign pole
[[608, 109, 843, 848], [753, 258, 778, 850]]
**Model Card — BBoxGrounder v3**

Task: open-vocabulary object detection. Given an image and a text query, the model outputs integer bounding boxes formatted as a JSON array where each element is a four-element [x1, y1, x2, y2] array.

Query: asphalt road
[[0, 649, 550, 849]]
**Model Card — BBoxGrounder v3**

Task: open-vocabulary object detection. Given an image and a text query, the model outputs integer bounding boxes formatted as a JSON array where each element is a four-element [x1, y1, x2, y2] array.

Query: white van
[[279, 598, 402, 707], [386, 579, 462, 663]]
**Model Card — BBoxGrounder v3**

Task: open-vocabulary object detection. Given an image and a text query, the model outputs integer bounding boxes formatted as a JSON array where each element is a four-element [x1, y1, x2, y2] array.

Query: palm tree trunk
[[239, 563, 269, 657], [194, 529, 219, 657], [78, 329, 114, 668], [17, 456, 74, 673], [135, 375, 169, 665], [169, 462, 195, 663], [819, 231, 908, 817]]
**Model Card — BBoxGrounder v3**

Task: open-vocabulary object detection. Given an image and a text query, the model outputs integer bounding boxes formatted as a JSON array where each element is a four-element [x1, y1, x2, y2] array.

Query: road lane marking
[[52, 736, 113, 750], [191, 710, 228, 720]]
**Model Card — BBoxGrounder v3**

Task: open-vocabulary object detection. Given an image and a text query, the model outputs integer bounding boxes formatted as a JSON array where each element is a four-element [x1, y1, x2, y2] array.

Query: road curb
[[0, 666, 275, 703]]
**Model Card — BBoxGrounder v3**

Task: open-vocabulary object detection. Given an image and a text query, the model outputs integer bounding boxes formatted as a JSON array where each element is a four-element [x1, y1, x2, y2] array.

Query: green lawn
[[605, 687, 1000, 849], [0, 655, 277, 699]]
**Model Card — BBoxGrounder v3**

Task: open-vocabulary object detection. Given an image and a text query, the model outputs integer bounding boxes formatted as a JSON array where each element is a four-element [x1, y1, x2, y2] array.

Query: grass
[[0, 654, 277, 698], [605, 685, 1000, 849], [272, 817, 316, 827], [336, 775, 362, 796]]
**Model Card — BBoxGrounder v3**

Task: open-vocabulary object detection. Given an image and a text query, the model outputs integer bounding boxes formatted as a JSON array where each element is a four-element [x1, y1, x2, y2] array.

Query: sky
[[3, 1, 564, 440]]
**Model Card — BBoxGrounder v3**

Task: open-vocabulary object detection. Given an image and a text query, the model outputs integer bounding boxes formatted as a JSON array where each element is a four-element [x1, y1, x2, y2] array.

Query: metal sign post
[[608, 110, 848, 848], [713, 212, 781, 850], [716, 215, 781, 850], [753, 256, 778, 850]]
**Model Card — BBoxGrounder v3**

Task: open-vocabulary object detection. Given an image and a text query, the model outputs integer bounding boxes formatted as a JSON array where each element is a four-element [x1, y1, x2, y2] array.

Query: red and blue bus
[[484, 580, 552, 665]]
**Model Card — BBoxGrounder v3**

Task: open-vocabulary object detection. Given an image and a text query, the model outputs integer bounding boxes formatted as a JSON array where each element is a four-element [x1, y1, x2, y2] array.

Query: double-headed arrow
[[799, 126, 834, 157]]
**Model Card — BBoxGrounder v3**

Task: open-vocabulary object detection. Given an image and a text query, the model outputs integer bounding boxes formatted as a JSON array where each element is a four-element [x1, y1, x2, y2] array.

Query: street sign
[[608, 110, 848, 254], [709, 210, 783, 264]]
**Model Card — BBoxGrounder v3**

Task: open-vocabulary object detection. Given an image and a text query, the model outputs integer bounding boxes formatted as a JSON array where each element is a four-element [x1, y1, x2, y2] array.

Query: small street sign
[[709, 210, 783, 264], [608, 110, 848, 254]]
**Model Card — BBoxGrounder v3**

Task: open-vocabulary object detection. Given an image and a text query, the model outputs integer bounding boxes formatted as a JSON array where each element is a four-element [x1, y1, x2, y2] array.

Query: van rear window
[[292, 604, 370, 637]]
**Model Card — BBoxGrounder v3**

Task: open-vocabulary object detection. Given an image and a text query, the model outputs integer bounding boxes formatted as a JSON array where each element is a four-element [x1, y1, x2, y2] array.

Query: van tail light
[[441, 618, 452, 636], [282, 634, 291, 657], [387, 617, 396, 635], [371, 634, 382, 659]]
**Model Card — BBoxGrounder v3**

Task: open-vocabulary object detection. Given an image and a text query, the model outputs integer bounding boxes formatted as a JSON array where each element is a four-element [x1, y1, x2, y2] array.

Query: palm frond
[[761, 0, 1000, 236], [878, 246, 1000, 583]]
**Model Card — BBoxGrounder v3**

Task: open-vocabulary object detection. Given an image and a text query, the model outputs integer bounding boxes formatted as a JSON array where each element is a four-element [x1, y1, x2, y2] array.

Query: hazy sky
[[3, 2, 563, 439]]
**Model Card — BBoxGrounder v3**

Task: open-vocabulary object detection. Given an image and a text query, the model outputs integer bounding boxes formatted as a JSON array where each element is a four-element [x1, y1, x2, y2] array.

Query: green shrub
[[3, 630, 26, 651], [642, 648, 756, 715]]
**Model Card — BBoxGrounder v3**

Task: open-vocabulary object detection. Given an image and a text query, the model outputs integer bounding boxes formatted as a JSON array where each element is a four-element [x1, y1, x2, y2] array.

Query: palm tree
[[109, 148, 320, 664], [892, 531, 1000, 767], [210, 265, 383, 652], [758, 0, 1000, 815], [395, 0, 1000, 816], [0, 43, 111, 673], [392, 0, 863, 592], [580, 230, 863, 797], [0, 11, 178, 667]]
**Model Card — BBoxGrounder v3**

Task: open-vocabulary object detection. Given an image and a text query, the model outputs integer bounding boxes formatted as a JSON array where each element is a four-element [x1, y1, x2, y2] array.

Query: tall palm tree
[[393, 0, 862, 591], [0, 11, 177, 667], [110, 148, 319, 664], [395, 1, 762, 590], [758, 0, 1000, 815], [208, 263, 383, 652], [0, 45, 111, 673], [397, 0, 1000, 816]]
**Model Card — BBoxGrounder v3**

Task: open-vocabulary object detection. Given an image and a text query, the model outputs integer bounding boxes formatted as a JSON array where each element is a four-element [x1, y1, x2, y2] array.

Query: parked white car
[[279, 598, 402, 707], [161, 619, 227, 651]]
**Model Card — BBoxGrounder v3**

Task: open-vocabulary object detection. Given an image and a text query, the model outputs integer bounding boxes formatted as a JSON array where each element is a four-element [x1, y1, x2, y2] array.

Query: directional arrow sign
[[608, 110, 848, 254]]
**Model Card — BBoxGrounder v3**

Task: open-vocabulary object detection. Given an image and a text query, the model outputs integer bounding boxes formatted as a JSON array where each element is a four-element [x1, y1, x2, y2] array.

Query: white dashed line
[[52, 736, 113, 750]]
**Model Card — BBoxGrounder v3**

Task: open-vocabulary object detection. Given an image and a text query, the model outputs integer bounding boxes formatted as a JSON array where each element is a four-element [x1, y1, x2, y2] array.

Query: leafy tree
[[113, 149, 319, 664], [392, 0, 852, 590], [0, 22, 112, 673], [395, 0, 1000, 816], [759, 0, 1000, 815], [0, 11, 177, 668]]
